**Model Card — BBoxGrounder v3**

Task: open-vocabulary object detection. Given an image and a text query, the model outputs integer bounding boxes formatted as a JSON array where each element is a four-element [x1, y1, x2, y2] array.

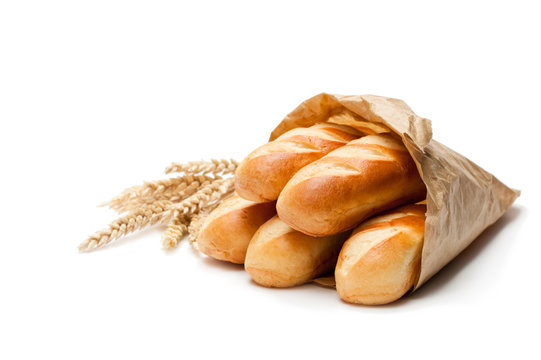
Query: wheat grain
[[164, 159, 238, 176], [162, 214, 190, 250]]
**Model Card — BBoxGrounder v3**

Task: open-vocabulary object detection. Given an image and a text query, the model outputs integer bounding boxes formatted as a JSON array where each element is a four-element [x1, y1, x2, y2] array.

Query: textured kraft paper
[[269, 93, 520, 290]]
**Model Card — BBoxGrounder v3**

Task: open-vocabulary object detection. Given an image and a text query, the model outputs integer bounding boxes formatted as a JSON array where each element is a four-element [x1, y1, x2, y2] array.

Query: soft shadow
[[202, 257, 245, 272], [407, 205, 524, 301], [337, 205, 525, 309], [249, 279, 341, 309], [247, 279, 315, 290]]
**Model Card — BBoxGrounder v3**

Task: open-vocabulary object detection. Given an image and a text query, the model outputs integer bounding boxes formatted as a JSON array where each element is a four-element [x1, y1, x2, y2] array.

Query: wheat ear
[[161, 214, 190, 250], [165, 159, 239, 176], [79, 201, 174, 252], [186, 210, 208, 248], [103, 174, 219, 213]]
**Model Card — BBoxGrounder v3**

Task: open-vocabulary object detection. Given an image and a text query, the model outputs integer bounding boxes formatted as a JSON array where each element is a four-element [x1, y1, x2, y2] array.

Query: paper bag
[[269, 93, 519, 289]]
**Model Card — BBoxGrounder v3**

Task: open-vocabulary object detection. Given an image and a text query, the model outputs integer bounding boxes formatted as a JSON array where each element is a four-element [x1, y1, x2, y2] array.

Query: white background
[[1, 1, 539, 359]]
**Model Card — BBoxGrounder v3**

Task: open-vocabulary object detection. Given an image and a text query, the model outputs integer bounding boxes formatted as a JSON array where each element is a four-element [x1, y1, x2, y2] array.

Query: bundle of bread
[[196, 118, 427, 305]]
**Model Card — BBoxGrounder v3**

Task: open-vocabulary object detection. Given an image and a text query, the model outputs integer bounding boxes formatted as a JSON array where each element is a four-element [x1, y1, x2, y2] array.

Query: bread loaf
[[235, 122, 361, 202], [276, 133, 426, 236], [244, 216, 349, 287], [335, 204, 426, 305], [196, 193, 276, 264]]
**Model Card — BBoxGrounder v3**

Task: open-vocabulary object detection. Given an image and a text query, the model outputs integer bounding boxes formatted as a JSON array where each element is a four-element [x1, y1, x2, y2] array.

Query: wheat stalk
[[165, 159, 238, 176], [103, 174, 219, 213]]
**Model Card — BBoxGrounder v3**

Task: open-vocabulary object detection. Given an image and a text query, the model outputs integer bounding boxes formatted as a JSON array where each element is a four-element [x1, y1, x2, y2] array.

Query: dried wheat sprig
[[81, 159, 237, 252], [103, 174, 220, 213], [79, 201, 175, 252], [80, 178, 234, 252], [162, 214, 190, 250], [164, 159, 239, 176]]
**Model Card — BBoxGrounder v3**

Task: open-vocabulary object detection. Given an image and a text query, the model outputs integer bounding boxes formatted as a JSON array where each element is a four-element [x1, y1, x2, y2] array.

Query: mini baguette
[[196, 193, 276, 264], [235, 122, 361, 202], [276, 133, 426, 236], [244, 216, 349, 288], [335, 204, 426, 305]]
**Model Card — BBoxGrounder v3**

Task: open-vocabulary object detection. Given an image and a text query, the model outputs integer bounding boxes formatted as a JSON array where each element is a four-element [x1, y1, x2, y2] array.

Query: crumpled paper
[[270, 93, 519, 289]]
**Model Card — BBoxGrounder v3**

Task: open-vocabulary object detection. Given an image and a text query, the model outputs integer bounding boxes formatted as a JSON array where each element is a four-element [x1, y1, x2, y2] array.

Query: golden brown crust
[[235, 123, 361, 202], [235, 152, 322, 203], [244, 216, 349, 287], [335, 204, 426, 305], [276, 134, 426, 236], [196, 193, 276, 264]]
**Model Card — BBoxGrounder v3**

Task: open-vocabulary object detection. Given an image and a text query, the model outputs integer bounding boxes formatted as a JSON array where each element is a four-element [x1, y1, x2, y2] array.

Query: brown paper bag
[[269, 93, 519, 289]]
